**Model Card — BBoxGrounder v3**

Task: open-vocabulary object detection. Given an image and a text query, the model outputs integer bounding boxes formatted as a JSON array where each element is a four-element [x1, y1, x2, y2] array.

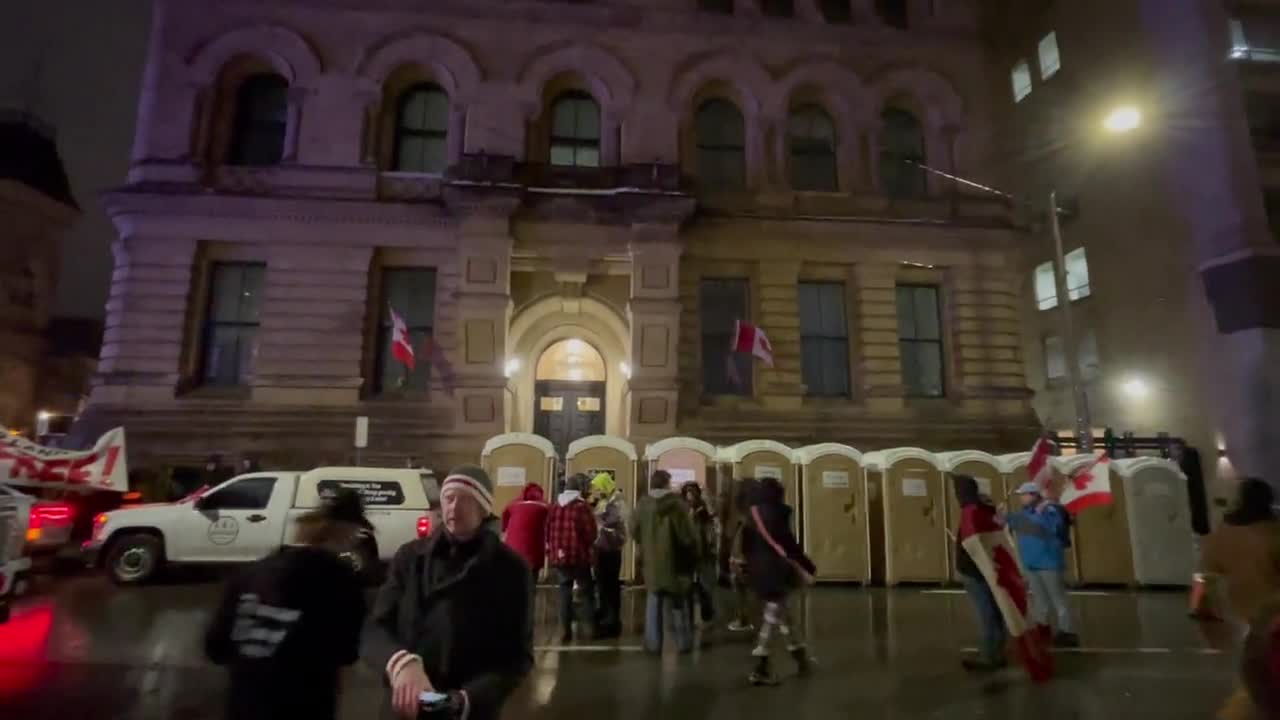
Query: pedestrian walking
[[954, 475, 1007, 672], [1006, 481, 1079, 648], [204, 489, 368, 720], [362, 465, 533, 720], [725, 478, 758, 633], [743, 476, 816, 685], [590, 472, 628, 638], [501, 482, 549, 577], [681, 482, 718, 625], [631, 469, 697, 654], [547, 473, 599, 643]]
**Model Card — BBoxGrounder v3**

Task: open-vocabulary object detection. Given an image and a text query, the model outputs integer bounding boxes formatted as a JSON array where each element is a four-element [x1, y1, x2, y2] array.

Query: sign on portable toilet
[[937, 450, 1009, 583], [643, 437, 718, 494], [796, 443, 869, 583], [1113, 457, 1195, 587], [566, 435, 639, 581], [725, 440, 799, 509], [865, 448, 948, 586], [1056, 453, 1135, 586], [481, 433, 558, 516]]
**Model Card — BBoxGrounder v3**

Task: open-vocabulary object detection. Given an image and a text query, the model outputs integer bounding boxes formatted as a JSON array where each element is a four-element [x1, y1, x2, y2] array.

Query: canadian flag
[[732, 320, 774, 367], [1027, 436, 1056, 493], [1061, 455, 1113, 514], [959, 506, 1054, 683], [389, 305, 416, 370]]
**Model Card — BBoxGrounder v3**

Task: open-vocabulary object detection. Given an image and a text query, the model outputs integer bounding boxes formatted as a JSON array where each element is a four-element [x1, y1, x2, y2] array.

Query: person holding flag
[[954, 475, 1053, 682], [1006, 481, 1079, 648]]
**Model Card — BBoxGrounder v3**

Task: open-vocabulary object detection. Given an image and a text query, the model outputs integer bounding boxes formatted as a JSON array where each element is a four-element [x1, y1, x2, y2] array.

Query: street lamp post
[[1047, 190, 1094, 452]]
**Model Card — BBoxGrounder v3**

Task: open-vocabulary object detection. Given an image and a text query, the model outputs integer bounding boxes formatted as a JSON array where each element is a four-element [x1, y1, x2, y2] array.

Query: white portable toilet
[[724, 440, 799, 509], [1114, 457, 1195, 587], [937, 450, 1010, 583], [1056, 454, 1135, 586], [865, 448, 948, 586], [480, 433, 558, 516], [643, 437, 719, 494]]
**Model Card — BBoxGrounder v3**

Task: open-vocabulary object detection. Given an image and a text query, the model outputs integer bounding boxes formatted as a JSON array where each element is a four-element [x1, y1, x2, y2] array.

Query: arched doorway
[[533, 339, 607, 455]]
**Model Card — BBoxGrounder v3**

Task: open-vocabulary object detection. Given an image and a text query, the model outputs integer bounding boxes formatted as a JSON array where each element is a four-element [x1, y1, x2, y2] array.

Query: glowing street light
[[1103, 106, 1142, 134], [1122, 377, 1150, 399]]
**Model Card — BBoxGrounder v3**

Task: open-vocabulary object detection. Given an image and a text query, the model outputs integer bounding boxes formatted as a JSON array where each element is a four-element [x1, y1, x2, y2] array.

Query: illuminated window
[[540, 396, 564, 411], [1034, 261, 1057, 311], [576, 397, 602, 412], [1011, 60, 1033, 103], [1034, 249, 1090, 312], [896, 285, 945, 398], [1038, 32, 1061, 79], [1044, 330, 1099, 380]]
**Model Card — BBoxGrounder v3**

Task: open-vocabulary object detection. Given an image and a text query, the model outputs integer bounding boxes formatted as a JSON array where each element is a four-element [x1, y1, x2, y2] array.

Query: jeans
[[1026, 569, 1074, 633], [557, 567, 596, 635], [753, 597, 803, 657], [960, 574, 1007, 663], [645, 591, 693, 653], [690, 562, 716, 624], [594, 550, 622, 631]]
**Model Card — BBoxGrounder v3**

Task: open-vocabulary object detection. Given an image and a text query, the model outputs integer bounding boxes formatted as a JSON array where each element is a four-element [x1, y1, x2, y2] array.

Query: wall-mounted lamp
[[504, 358, 520, 378], [619, 361, 632, 380]]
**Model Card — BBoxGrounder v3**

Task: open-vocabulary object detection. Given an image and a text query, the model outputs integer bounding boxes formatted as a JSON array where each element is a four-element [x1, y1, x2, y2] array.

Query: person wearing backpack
[[630, 469, 697, 654], [1006, 481, 1079, 648]]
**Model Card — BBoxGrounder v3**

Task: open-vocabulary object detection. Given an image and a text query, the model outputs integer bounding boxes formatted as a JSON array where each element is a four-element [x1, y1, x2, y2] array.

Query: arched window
[[879, 107, 927, 199], [549, 91, 601, 167], [788, 105, 838, 192], [393, 84, 449, 173], [227, 73, 288, 166], [695, 99, 746, 191]]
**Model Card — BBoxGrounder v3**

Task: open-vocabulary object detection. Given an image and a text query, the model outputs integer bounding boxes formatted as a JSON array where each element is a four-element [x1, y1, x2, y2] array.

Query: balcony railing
[[446, 153, 686, 194]]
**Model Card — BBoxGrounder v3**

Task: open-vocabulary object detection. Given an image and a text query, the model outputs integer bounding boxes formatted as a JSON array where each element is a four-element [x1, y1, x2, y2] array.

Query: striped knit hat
[[442, 465, 495, 516]]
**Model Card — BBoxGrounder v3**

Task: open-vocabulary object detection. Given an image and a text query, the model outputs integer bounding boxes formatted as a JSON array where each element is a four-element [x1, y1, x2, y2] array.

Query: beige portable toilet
[[865, 448, 948, 586], [1113, 457, 1195, 587], [1057, 454, 1135, 586], [726, 440, 799, 509], [998, 451, 1081, 584], [566, 435, 639, 581], [480, 433, 558, 516], [937, 450, 1009, 583], [643, 437, 718, 495], [796, 443, 870, 583]]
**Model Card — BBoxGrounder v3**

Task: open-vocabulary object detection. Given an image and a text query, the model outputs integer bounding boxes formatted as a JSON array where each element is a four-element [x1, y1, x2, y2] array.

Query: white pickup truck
[[83, 466, 439, 584], [0, 489, 33, 623]]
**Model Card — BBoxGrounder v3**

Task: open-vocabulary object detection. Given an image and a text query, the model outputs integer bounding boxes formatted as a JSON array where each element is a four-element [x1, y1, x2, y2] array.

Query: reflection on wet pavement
[[0, 577, 1236, 719]]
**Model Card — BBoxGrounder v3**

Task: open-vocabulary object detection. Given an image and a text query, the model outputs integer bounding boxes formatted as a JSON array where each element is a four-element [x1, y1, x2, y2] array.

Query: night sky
[[1, 0, 151, 320]]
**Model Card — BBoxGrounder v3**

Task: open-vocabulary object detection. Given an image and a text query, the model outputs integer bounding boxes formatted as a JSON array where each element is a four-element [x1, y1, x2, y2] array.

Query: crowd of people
[[197, 459, 1280, 719]]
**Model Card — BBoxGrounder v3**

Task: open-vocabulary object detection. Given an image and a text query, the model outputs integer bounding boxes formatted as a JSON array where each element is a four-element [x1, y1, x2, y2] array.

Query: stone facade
[[83, 0, 1040, 474], [990, 0, 1280, 498]]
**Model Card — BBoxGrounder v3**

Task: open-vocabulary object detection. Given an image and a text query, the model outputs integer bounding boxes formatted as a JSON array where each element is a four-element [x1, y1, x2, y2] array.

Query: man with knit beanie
[[363, 465, 533, 720]]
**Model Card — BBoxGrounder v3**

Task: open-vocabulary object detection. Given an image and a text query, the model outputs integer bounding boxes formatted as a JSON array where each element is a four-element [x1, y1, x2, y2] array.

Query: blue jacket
[[1008, 503, 1068, 571]]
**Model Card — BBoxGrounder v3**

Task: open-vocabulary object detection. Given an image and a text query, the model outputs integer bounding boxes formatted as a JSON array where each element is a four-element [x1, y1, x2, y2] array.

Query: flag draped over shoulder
[[959, 503, 1054, 683]]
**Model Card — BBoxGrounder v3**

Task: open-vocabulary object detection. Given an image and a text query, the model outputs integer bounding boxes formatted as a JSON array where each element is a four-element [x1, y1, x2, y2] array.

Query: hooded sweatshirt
[[743, 477, 816, 601], [501, 483, 549, 573], [1203, 478, 1280, 620], [631, 489, 697, 594], [591, 473, 628, 553]]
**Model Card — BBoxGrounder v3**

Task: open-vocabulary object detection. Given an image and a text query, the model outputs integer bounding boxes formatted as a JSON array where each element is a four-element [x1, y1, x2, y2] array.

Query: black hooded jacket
[[743, 478, 816, 601]]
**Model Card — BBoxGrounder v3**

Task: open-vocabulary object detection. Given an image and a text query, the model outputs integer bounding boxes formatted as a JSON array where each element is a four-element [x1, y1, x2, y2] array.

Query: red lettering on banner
[[0, 448, 100, 485], [101, 446, 120, 483], [1, 448, 42, 480]]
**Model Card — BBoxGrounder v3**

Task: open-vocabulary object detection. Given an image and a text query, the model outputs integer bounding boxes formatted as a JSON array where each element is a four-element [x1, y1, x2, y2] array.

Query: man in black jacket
[[363, 465, 534, 720], [204, 489, 368, 720]]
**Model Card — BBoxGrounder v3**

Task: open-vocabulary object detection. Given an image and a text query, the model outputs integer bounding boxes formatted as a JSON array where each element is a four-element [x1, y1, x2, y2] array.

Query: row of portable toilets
[[478, 433, 1196, 588]]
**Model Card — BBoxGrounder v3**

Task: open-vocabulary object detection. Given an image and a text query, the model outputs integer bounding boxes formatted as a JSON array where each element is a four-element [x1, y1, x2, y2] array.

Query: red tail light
[[416, 516, 432, 538], [29, 502, 74, 529]]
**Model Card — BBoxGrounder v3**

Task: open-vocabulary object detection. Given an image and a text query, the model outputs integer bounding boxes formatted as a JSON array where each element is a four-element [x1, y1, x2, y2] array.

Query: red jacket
[[501, 484, 549, 572], [546, 492, 597, 570]]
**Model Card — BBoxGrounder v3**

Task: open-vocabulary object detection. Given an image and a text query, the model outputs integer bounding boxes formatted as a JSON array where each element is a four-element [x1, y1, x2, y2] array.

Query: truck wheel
[[107, 534, 164, 585]]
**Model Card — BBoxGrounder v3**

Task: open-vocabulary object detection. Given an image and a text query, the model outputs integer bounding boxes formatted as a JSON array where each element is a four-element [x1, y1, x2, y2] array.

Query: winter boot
[[789, 645, 812, 676], [749, 656, 780, 686]]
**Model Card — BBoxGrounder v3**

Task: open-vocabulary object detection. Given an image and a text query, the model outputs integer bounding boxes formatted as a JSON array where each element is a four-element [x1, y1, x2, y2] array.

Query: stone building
[[0, 111, 79, 435], [82, 0, 1042, 473], [987, 0, 1280, 496]]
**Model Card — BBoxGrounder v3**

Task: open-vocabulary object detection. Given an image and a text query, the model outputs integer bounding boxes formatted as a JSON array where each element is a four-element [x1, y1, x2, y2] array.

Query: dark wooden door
[[534, 380, 606, 456]]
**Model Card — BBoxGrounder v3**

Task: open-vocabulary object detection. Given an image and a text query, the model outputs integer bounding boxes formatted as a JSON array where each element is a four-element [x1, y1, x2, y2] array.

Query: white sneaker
[[728, 620, 754, 632]]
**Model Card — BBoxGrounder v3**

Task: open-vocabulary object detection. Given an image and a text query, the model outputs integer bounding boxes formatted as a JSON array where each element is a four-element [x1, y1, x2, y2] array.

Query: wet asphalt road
[[0, 571, 1238, 719]]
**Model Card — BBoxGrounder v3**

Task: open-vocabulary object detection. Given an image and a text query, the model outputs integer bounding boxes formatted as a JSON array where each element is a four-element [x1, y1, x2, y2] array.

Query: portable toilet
[[796, 443, 870, 583], [481, 433, 558, 516], [566, 435, 639, 580], [1113, 457, 1195, 587], [865, 448, 948, 586], [643, 436, 718, 495], [937, 450, 1009, 583], [1057, 454, 1135, 586], [725, 440, 799, 509]]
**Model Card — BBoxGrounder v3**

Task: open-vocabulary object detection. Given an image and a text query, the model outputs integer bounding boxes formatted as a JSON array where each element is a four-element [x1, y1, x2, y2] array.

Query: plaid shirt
[[546, 497, 597, 569]]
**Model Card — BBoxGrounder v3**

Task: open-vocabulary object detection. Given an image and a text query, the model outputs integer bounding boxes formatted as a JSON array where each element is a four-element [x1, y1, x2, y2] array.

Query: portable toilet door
[[644, 437, 718, 493], [566, 435, 639, 581], [937, 451, 1009, 584], [726, 440, 799, 509], [481, 433, 558, 517], [999, 451, 1081, 584], [1114, 457, 1195, 586], [867, 448, 948, 585], [1057, 454, 1135, 586], [796, 444, 869, 583]]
